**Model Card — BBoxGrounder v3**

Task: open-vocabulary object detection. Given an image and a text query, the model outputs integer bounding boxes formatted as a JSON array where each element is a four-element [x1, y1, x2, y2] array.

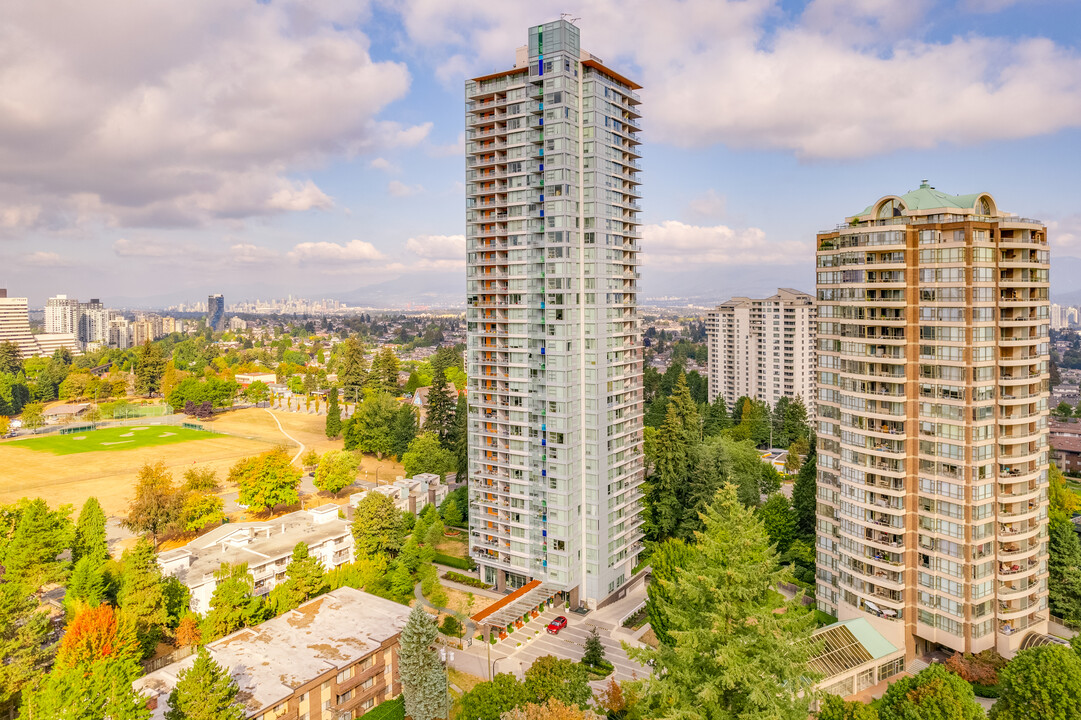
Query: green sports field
[[7, 426, 217, 455]]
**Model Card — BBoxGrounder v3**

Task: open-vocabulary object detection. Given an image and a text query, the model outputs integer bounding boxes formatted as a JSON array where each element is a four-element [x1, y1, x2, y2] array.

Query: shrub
[[440, 616, 462, 637], [443, 571, 489, 589], [970, 683, 1001, 699]]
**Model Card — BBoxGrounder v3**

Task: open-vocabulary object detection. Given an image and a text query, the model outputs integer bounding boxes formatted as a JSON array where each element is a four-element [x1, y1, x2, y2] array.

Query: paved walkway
[[263, 408, 304, 463]]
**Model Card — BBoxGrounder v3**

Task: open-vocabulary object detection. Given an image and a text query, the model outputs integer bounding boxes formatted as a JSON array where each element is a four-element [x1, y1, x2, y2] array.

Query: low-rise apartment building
[[158, 505, 352, 614], [350, 474, 448, 516], [134, 587, 409, 720]]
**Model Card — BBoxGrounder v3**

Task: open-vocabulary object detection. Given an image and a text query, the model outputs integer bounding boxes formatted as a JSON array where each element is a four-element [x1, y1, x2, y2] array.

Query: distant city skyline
[[2, 2, 1081, 307]]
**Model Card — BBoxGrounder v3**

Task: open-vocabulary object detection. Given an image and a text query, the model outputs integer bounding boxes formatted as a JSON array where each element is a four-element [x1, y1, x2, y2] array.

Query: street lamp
[[440, 646, 455, 720]]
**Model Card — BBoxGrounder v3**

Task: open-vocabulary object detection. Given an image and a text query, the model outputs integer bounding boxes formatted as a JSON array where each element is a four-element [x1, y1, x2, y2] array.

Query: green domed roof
[[856, 181, 986, 217]]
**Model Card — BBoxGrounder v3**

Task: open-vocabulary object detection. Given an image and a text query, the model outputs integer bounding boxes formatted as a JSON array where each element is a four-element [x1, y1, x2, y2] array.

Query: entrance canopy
[[471, 580, 560, 630]]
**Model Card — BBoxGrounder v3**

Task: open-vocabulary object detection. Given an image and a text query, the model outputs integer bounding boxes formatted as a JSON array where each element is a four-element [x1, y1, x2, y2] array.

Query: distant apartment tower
[[0, 290, 40, 358], [78, 299, 109, 344], [465, 20, 645, 606], [44, 295, 80, 335], [207, 294, 225, 331], [706, 288, 816, 415], [814, 183, 1051, 660]]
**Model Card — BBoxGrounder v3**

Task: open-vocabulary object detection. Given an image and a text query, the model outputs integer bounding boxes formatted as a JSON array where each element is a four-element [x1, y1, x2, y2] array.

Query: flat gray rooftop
[[134, 587, 411, 718]]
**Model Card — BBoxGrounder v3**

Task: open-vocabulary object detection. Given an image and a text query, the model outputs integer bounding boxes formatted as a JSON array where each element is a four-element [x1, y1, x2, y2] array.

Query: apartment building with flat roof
[[814, 183, 1051, 659], [134, 587, 408, 720], [466, 19, 645, 607], [706, 287, 816, 415]]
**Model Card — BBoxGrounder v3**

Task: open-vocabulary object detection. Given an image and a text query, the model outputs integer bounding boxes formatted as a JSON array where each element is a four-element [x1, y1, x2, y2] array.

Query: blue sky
[[1, 0, 1080, 308]]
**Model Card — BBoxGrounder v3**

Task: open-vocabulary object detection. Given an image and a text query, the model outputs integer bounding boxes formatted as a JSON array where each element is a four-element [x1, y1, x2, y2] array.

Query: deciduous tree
[[460, 674, 528, 720], [124, 460, 181, 543], [876, 663, 982, 720], [165, 647, 245, 720], [523, 656, 592, 709], [20, 401, 44, 429], [402, 432, 456, 478], [989, 642, 1081, 720], [501, 698, 598, 720], [313, 450, 360, 495], [817, 695, 878, 720], [23, 603, 149, 720], [352, 491, 404, 558], [229, 447, 301, 513], [268, 543, 329, 615], [399, 606, 447, 720]]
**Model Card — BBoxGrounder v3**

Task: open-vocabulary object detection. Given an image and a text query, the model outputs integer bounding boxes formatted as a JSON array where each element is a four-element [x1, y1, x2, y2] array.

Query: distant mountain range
[[1053, 256, 1081, 305]]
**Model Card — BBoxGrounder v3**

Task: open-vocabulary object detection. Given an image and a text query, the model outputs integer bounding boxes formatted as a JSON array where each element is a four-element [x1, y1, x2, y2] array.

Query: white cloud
[[393, 0, 1081, 159], [0, 204, 42, 230], [388, 180, 424, 197], [369, 157, 398, 173], [0, 0, 415, 228], [641, 220, 811, 267], [113, 237, 184, 258], [399, 233, 466, 270], [686, 189, 727, 220], [1048, 215, 1081, 254], [230, 243, 279, 265], [21, 251, 70, 267], [288, 239, 385, 265]]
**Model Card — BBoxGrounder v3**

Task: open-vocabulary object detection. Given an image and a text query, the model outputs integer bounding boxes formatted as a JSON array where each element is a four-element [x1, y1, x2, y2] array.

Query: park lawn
[[7, 426, 217, 455], [436, 532, 469, 558]]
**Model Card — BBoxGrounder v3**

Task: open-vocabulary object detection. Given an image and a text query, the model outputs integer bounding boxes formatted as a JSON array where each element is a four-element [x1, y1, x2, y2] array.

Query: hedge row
[[433, 552, 475, 570]]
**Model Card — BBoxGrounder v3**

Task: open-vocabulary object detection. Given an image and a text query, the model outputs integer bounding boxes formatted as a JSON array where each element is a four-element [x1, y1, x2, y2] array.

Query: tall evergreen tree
[[629, 484, 817, 720], [67, 555, 108, 608], [792, 455, 818, 539], [268, 542, 329, 615], [646, 404, 690, 540], [73, 497, 108, 566], [399, 606, 447, 720], [701, 395, 730, 437], [337, 338, 368, 404], [756, 493, 796, 553], [391, 404, 419, 461], [0, 341, 22, 375], [1, 498, 73, 591], [325, 387, 342, 439], [134, 340, 167, 397], [203, 563, 264, 642], [645, 538, 695, 646], [668, 373, 701, 443], [452, 393, 468, 482], [771, 396, 791, 448], [423, 368, 455, 446], [783, 396, 811, 444], [1048, 516, 1081, 626], [0, 580, 51, 708], [118, 539, 169, 658], [165, 648, 244, 720]]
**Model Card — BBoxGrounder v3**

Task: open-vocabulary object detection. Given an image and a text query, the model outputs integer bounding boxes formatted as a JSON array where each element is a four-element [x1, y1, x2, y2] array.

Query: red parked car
[[547, 616, 568, 635]]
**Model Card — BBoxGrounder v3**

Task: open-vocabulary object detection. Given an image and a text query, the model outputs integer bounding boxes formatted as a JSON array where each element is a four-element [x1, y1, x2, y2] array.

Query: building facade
[[814, 183, 1051, 659], [44, 295, 80, 336], [465, 20, 645, 607], [0, 289, 80, 359], [158, 505, 354, 614], [706, 288, 817, 414], [207, 293, 225, 331]]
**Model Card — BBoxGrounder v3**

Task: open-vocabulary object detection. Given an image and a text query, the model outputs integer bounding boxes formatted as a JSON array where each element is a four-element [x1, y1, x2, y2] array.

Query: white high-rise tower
[[465, 20, 645, 607]]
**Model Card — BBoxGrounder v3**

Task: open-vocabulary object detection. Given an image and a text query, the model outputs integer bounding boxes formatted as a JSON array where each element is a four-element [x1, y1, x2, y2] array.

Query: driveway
[[485, 605, 648, 684]]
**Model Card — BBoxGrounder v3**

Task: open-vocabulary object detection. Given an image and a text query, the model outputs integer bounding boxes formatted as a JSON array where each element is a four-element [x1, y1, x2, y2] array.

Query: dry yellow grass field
[[0, 432, 273, 516], [0, 407, 407, 516]]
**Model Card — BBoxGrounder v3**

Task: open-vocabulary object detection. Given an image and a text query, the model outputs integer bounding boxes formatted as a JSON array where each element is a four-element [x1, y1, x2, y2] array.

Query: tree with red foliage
[[23, 603, 149, 719]]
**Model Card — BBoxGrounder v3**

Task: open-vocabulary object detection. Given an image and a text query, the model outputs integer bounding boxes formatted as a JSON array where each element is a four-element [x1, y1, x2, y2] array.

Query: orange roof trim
[[470, 579, 542, 624], [582, 59, 642, 90], [471, 67, 529, 84]]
